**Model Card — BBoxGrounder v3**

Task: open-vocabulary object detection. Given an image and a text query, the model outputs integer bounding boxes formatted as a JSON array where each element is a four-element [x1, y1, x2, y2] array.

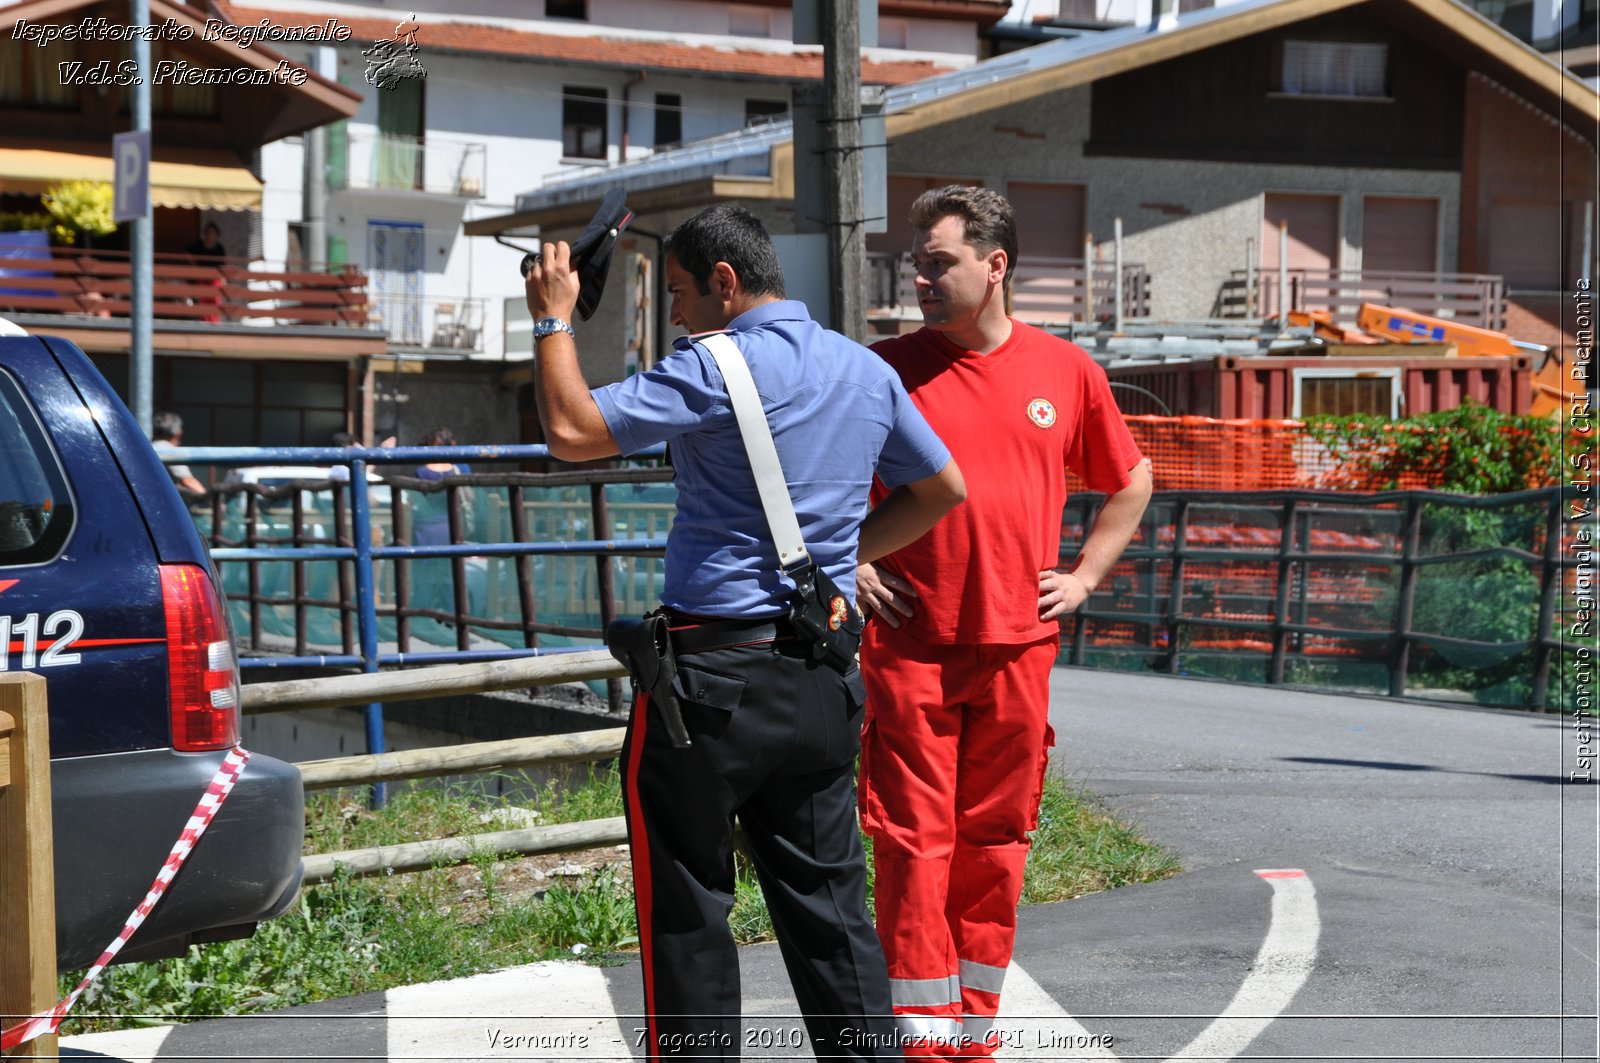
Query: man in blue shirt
[[526, 204, 965, 1060]]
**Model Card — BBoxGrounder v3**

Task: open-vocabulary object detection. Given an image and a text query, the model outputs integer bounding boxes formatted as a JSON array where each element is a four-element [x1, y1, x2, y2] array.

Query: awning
[[0, 144, 262, 211]]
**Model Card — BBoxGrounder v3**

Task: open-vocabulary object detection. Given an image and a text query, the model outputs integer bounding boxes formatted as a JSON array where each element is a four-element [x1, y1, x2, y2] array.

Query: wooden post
[[822, 0, 867, 340], [1082, 232, 1094, 323], [0, 673, 58, 1059]]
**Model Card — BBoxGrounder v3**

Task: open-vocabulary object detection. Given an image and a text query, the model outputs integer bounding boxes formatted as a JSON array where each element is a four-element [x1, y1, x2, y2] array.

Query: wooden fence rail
[[0, 248, 369, 327], [243, 652, 630, 884], [0, 674, 56, 1060]]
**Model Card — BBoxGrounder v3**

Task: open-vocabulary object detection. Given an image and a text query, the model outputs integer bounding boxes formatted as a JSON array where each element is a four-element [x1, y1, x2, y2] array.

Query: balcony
[[370, 294, 487, 353], [328, 131, 487, 199], [1220, 269, 1507, 330], [869, 252, 1152, 328], [0, 247, 369, 327]]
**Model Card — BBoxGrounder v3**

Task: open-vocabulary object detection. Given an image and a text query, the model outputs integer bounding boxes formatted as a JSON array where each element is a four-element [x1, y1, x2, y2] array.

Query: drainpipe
[[304, 47, 337, 268], [621, 71, 647, 160], [1277, 220, 1289, 334], [1113, 216, 1124, 334]]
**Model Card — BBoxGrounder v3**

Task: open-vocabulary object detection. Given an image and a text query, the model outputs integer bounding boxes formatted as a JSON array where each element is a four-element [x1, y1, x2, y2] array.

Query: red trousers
[[859, 624, 1058, 1060]]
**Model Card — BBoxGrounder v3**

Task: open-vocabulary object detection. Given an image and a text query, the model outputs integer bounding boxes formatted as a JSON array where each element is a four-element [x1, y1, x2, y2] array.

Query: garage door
[[1362, 196, 1438, 273], [1262, 193, 1340, 315], [1486, 198, 1568, 290]]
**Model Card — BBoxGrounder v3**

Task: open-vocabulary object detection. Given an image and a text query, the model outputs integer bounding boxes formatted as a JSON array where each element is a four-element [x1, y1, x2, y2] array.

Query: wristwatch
[[533, 316, 574, 340]]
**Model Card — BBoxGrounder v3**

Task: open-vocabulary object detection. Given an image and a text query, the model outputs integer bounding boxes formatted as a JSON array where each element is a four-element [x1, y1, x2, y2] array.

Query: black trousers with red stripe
[[621, 638, 902, 1061]]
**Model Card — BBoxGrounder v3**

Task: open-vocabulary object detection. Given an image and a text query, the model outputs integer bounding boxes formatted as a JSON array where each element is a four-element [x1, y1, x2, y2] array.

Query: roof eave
[[465, 173, 785, 236]]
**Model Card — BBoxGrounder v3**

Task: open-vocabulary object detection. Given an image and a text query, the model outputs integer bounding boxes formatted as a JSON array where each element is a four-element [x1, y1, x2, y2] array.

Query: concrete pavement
[[57, 667, 1599, 1062]]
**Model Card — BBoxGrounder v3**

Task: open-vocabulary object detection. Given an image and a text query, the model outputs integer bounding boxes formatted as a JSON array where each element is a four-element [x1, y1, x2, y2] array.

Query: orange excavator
[[1282, 303, 1573, 416]]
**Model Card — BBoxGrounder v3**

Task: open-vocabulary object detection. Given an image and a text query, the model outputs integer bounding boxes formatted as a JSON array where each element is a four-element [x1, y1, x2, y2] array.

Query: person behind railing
[[411, 426, 473, 544], [184, 222, 227, 261], [151, 411, 206, 503], [407, 427, 474, 628]]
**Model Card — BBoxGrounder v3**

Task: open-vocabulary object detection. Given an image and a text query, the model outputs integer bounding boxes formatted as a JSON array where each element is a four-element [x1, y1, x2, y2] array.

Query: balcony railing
[[329, 130, 488, 199], [1220, 269, 1507, 330], [869, 252, 1152, 326], [0, 247, 369, 327], [370, 294, 487, 351]]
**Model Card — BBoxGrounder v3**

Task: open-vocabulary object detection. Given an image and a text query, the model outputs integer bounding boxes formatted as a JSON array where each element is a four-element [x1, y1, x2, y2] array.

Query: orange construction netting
[[1068, 416, 1445, 493]]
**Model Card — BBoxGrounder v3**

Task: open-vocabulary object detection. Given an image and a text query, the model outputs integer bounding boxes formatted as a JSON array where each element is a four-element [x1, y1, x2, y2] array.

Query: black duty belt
[[606, 611, 802, 750], [666, 613, 798, 656]]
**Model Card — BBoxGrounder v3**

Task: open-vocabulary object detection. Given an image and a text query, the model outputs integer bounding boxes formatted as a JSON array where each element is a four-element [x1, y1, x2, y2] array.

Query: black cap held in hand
[[519, 187, 634, 321]]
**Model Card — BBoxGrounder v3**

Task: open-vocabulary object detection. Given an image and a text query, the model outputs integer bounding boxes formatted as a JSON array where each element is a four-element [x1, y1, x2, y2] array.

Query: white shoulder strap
[[698, 332, 810, 572]]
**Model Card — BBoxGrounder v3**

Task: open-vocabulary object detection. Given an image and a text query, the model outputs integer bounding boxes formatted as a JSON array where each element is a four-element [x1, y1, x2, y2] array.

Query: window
[[151, 43, 217, 117], [0, 371, 72, 564], [0, 37, 77, 108], [377, 75, 425, 189], [745, 98, 788, 127], [563, 86, 608, 159], [1277, 40, 1389, 99], [1293, 368, 1400, 418], [546, 0, 587, 19], [654, 93, 683, 149]]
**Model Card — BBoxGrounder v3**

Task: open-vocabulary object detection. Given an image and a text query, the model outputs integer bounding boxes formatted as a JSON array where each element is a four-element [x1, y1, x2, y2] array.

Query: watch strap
[[534, 316, 574, 339]]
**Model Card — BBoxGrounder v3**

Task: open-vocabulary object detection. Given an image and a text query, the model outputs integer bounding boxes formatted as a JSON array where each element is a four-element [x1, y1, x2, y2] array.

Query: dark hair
[[152, 410, 183, 442], [203, 222, 220, 239], [663, 205, 785, 299], [909, 185, 1018, 290], [421, 427, 455, 446], [330, 431, 355, 447]]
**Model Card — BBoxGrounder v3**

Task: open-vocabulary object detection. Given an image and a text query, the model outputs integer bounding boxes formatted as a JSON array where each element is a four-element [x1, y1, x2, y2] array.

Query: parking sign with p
[[113, 131, 149, 223]]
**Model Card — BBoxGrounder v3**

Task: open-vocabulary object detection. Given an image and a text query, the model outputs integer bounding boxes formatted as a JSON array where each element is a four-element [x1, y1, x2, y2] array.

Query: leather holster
[[605, 613, 692, 748]]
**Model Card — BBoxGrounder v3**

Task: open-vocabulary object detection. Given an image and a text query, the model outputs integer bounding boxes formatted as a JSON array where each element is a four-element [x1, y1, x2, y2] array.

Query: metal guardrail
[[151, 450, 1589, 877], [1061, 485, 1588, 709], [169, 443, 667, 803]]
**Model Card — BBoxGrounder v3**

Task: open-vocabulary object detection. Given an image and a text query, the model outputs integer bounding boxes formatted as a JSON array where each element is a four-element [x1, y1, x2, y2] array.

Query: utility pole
[[821, 0, 866, 340]]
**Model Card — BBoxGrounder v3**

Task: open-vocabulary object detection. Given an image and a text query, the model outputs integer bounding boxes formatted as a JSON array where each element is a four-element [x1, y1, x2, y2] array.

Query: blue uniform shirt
[[592, 300, 950, 618]]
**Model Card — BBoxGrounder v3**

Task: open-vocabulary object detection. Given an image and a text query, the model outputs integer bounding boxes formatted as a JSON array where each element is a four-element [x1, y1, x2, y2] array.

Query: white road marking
[[59, 1021, 175, 1060], [997, 868, 1318, 1061], [1166, 868, 1320, 1061], [57, 871, 1320, 1063], [386, 959, 632, 1060], [999, 962, 1120, 1059]]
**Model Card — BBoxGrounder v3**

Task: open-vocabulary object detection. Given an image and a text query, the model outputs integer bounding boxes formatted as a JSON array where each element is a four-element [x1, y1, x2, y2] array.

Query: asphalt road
[[59, 668, 1599, 1062]]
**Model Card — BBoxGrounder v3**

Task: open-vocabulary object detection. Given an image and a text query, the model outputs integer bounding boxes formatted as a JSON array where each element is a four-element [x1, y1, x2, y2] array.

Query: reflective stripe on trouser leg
[[887, 974, 962, 1053], [957, 959, 1007, 1057]]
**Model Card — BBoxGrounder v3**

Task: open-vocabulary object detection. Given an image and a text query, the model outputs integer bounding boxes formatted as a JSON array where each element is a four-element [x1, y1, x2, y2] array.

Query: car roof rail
[[0, 316, 29, 337]]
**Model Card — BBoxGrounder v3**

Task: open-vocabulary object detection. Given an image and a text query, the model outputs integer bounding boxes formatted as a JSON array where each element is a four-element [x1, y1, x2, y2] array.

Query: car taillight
[[160, 563, 241, 752]]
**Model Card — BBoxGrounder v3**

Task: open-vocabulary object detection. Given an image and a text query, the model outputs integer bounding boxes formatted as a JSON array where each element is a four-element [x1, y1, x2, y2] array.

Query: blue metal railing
[[163, 443, 670, 799]]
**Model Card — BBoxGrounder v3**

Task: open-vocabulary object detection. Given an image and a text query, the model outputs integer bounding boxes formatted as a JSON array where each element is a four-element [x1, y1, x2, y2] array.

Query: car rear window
[[0, 370, 73, 565]]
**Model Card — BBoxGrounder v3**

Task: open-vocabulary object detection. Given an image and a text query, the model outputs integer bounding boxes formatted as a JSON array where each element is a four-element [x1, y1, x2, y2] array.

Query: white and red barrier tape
[[1, 746, 251, 1051]]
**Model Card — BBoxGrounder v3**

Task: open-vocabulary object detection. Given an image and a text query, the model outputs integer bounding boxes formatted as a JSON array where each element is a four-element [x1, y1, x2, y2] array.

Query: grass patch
[[65, 767, 1174, 1033]]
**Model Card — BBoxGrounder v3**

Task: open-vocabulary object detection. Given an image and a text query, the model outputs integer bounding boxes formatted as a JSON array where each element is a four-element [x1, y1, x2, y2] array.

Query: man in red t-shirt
[[858, 186, 1153, 1059]]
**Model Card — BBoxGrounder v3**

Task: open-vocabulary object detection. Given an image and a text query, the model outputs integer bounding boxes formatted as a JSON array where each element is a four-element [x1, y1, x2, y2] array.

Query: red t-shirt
[[871, 321, 1143, 644]]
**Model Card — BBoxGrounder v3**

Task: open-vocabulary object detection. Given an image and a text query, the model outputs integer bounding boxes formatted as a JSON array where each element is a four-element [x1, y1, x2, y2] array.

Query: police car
[[0, 319, 303, 971]]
